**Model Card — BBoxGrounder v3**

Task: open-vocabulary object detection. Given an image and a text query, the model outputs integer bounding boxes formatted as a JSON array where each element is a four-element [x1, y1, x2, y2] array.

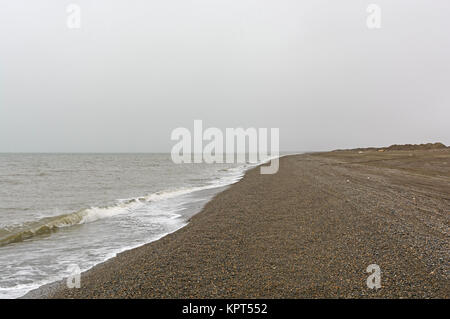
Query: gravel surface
[[36, 150, 449, 298]]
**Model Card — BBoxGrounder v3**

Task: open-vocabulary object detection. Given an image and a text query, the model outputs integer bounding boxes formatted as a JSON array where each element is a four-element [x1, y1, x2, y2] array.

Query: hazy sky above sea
[[0, 0, 449, 152]]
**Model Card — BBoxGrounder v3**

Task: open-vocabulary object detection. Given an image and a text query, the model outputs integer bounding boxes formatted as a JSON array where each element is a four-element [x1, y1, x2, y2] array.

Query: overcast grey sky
[[0, 0, 449, 152]]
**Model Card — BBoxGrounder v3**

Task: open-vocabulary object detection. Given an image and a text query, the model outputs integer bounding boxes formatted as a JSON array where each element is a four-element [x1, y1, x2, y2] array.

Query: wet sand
[[36, 149, 449, 298]]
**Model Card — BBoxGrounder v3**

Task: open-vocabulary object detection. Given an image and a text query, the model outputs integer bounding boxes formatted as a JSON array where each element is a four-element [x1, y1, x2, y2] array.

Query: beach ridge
[[26, 149, 449, 298]]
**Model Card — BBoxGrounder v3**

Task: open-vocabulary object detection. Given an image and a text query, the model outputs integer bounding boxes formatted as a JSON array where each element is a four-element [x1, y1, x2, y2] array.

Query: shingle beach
[[29, 149, 449, 298]]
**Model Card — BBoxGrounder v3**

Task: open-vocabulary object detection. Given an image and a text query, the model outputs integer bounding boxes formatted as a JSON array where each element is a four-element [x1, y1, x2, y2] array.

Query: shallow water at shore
[[0, 154, 251, 298]]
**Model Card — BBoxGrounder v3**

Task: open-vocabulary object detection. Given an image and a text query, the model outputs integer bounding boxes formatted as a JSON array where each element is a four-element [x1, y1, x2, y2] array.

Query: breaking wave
[[0, 204, 133, 247], [0, 164, 248, 248]]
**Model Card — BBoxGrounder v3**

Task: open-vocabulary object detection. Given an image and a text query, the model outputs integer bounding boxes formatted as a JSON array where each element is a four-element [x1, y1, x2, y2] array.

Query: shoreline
[[25, 150, 449, 298], [20, 158, 271, 299], [20, 185, 234, 299]]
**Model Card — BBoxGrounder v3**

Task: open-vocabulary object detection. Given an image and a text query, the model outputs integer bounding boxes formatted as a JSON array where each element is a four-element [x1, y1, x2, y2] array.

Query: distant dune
[[338, 142, 447, 152]]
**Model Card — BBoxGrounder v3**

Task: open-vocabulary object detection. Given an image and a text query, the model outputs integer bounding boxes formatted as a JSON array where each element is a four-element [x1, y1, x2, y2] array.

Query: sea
[[0, 153, 262, 298]]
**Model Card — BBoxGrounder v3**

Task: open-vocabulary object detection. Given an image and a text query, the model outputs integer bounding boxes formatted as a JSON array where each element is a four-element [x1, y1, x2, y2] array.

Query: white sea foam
[[0, 154, 286, 299], [0, 159, 257, 299]]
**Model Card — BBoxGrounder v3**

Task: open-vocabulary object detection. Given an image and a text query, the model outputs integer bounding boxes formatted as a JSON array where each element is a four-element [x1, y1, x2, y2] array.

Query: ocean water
[[0, 154, 254, 298]]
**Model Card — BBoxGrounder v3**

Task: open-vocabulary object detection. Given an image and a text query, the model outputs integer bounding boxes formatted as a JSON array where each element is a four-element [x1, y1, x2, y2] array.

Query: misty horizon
[[1, 0, 449, 152]]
